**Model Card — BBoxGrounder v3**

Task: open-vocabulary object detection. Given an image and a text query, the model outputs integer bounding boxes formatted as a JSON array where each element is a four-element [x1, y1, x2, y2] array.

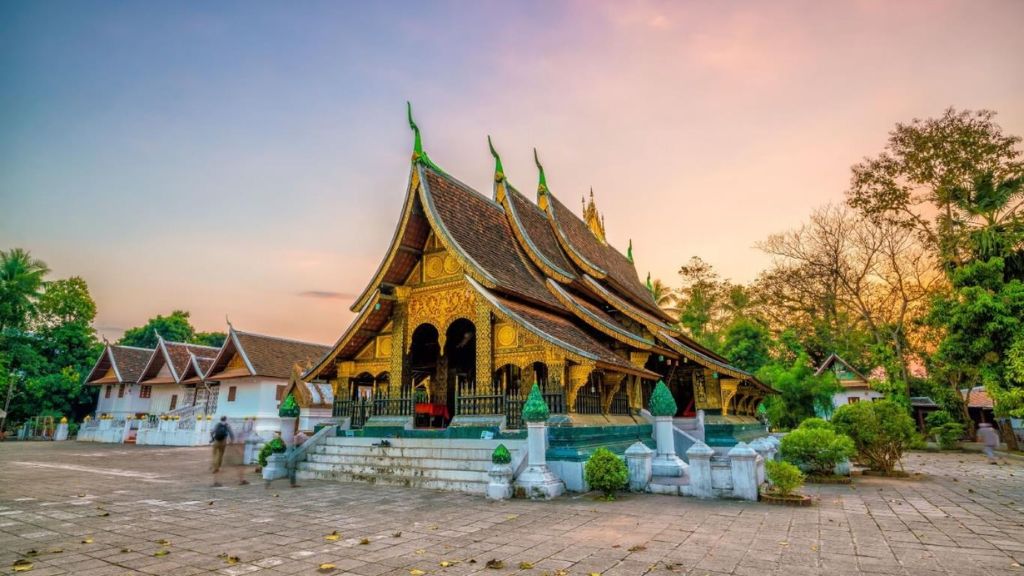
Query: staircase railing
[[286, 424, 337, 469]]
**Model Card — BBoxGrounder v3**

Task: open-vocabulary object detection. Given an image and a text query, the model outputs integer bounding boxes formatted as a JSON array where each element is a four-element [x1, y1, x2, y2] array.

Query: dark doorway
[[444, 319, 476, 424]]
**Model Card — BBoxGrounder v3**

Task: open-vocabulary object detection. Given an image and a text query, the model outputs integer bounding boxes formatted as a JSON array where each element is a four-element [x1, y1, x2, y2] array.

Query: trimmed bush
[[832, 400, 916, 474], [278, 394, 300, 418], [780, 426, 855, 476], [766, 460, 804, 497], [491, 443, 511, 465], [925, 411, 964, 450], [584, 447, 628, 500], [798, 417, 833, 430], [257, 437, 287, 468]]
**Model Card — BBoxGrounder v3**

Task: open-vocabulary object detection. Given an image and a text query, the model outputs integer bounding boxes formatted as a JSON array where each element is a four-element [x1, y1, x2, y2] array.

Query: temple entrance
[[410, 323, 443, 427], [646, 355, 697, 417], [444, 318, 476, 426]]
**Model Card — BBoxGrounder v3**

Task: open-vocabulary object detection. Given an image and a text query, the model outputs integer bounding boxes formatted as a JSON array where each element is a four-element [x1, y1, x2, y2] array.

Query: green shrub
[[780, 427, 855, 476], [584, 447, 628, 500], [766, 460, 804, 497], [832, 400, 915, 474], [798, 417, 833, 430], [491, 443, 511, 465], [278, 394, 300, 418], [257, 437, 287, 467], [925, 410, 964, 449]]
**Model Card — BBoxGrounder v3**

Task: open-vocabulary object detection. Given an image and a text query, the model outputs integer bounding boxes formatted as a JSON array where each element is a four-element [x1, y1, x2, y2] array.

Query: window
[[848, 397, 860, 404], [118, 384, 125, 398], [169, 394, 178, 410], [105, 385, 112, 399], [228, 386, 237, 402], [276, 385, 286, 403], [140, 385, 152, 399]]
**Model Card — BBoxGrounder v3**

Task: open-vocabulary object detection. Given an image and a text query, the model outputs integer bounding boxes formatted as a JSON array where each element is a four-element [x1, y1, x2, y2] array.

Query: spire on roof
[[583, 187, 607, 243], [627, 239, 634, 263], [488, 136, 508, 203], [646, 272, 653, 294], [534, 148, 550, 210], [406, 102, 441, 171]]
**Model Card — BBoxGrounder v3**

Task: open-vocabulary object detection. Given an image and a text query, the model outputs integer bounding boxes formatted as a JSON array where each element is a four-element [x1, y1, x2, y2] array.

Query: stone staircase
[[295, 437, 526, 494]]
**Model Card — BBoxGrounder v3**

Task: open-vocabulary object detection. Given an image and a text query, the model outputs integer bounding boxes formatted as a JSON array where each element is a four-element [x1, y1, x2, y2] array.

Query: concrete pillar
[[728, 442, 760, 501], [652, 416, 687, 477], [486, 464, 513, 500], [279, 416, 297, 445], [624, 442, 653, 492], [685, 441, 715, 498], [55, 418, 69, 441], [514, 422, 564, 499], [749, 438, 774, 485]]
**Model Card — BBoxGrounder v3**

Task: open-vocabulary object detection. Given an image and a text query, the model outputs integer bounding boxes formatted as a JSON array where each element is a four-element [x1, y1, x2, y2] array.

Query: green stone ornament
[[533, 148, 548, 194], [278, 393, 300, 418], [491, 443, 511, 465], [521, 383, 550, 423], [406, 101, 443, 172], [627, 239, 634, 263], [648, 380, 677, 417], [646, 272, 653, 294]]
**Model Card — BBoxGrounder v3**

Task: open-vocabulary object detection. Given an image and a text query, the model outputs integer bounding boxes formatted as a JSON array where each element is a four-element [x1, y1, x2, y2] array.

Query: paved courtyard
[[0, 442, 1021, 576]]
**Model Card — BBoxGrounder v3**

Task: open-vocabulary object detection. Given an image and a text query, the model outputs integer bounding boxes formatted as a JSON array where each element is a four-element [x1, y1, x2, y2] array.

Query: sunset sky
[[2, 1, 1023, 345]]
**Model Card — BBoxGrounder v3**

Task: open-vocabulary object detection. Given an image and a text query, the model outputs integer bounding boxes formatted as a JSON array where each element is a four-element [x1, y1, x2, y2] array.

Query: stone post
[[685, 441, 715, 498], [99, 418, 112, 431], [514, 384, 564, 500], [624, 441, 653, 492], [55, 417, 69, 441], [728, 442, 760, 501], [649, 381, 686, 477], [749, 437, 774, 485], [486, 443, 514, 501], [121, 419, 132, 443]]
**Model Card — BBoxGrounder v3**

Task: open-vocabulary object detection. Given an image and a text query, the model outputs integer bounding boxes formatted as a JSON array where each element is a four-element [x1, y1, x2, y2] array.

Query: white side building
[[817, 353, 883, 414], [83, 344, 156, 418]]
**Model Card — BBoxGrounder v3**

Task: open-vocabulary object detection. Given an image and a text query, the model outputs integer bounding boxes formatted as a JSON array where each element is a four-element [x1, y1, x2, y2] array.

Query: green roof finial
[[646, 272, 653, 294], [533, 148, 548, 195], [627, 239, 634, 263], [407, 101, 423, 162], [648, 380, 677, 417], [488, 135, 504, 182], [521, 382, 550, 423]]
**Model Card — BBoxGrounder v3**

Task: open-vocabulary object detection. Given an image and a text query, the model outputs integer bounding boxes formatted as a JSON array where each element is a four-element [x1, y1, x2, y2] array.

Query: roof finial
[[407, 101, 423, 163], [646, 272, 653, 294], [488, 135, 504, 182], [534, 148, 548, 195], [225, 314, 233, 331], [627, 239, 634, 263]]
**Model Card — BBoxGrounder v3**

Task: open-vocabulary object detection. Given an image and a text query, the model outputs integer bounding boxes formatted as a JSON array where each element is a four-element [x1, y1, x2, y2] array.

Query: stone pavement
[[0, 442, 1022, 576]]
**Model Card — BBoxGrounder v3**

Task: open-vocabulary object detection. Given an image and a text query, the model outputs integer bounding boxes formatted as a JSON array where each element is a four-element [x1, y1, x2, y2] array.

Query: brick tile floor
[[0, 442, 1021, 575]]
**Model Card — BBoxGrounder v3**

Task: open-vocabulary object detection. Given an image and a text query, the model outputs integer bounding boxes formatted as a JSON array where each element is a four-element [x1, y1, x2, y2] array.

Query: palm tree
[[0, 248, 50, 333], [648, 277, 679, 316], [947, 171, 1023, 267]]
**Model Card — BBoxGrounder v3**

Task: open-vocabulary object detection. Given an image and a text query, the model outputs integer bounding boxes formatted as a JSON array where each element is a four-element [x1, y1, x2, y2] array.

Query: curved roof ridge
[[546, 279, 653, 349], [502, 183, 576, 283]]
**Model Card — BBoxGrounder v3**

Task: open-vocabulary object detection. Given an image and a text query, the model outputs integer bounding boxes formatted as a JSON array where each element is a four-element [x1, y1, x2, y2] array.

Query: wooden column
[[475, 301, 493, 395]]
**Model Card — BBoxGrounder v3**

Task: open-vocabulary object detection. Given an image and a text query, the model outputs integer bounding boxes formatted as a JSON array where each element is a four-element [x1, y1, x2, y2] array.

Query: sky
[[2, 0, 1023, 345]]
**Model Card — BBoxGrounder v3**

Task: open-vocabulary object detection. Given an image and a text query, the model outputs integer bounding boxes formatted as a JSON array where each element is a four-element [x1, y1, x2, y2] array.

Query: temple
[[303, 106, 773, 442]]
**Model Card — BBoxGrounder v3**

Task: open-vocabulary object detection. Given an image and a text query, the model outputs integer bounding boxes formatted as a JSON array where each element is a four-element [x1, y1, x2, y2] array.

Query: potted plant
[[279, 394, 300, 444], [486, 444, 514, 500]]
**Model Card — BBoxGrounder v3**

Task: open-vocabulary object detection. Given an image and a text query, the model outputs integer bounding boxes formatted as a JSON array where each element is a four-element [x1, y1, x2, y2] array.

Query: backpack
[[212, 422, 229, 442]]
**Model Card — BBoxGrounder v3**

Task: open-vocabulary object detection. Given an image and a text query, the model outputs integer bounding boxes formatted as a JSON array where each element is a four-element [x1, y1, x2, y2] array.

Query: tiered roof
[[307, 107, 769, 392], [206, 327, 331, 380], [137, 337, 221, 385], [84, 344, 155, 385]]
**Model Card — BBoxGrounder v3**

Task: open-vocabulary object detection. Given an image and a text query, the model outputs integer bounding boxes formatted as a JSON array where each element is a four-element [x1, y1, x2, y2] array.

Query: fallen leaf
[[98, 512, 110, 517], [409, 570, 426, 576], [392, 532, 402, 538], [120, 548, 131, 553], [628, 545, 646, 552], [81, 538, 93, 544], [519, 561, 534, 569], [153, 550, 169, 557], [440, 560, 459, 567], [485, 559, 504, 569], [208, 501, 214, 506], [415, 549, 425, 555], [12, 559, 33, 572], [155, 539, 170, 546], [359, 538, 370, 545], [318, 563, 336, 573], [506, 514, 518, 519], [226, 556, 240, 565], [324, 531, 341, 541], [553, 570, 568, 576], [23, 550, 38, 558], [47, 549, 62, 555]]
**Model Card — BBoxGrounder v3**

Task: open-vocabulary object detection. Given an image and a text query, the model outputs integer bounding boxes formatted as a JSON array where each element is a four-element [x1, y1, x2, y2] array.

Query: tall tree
[[118, 310, 196, 348], [676, 256, 726, 345], [847, 108, 1023, 268], [0, 248, 50, 333]]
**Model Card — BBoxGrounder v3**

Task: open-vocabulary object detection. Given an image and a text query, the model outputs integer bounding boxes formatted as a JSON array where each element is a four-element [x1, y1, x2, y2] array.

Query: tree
[[847, 108, 1023, 268], [118, 310, 196, 348], [676, 256, 726, 346], [648, 278, 678, 316], [193, 331, 227, 347], [948, 171, 1024, 278], [0, 248, 50, 333], [719, 318, 771, 374], [757, 353, 841, 430], [34, 277, 97, 329]]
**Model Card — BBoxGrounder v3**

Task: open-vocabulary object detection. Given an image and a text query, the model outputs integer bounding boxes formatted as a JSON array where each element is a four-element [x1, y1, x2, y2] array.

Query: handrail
[[286, 424, 337, 467]]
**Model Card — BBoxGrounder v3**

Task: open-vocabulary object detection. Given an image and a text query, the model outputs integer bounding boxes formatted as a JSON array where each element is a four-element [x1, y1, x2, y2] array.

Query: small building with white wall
[[83, 344, 156, 418], [817, 353, 883, 414]]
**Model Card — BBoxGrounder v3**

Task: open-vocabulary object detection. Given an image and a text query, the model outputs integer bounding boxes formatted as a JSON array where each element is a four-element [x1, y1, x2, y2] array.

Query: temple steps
[[294, 437, 526, 495]]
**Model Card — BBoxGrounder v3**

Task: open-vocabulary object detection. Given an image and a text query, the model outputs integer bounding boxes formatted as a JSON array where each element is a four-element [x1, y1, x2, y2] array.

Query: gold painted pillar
[[337, 360, 355, 402], [628, 352, 650, 412], [389, 309, 405, 398], [720, 379, 739, 416], [475, 301, 493, 395]]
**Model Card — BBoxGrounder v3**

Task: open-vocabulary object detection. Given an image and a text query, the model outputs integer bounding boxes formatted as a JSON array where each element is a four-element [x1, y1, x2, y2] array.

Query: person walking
[[977, 422, 1001, 464], [210, 416, 248, 486]]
